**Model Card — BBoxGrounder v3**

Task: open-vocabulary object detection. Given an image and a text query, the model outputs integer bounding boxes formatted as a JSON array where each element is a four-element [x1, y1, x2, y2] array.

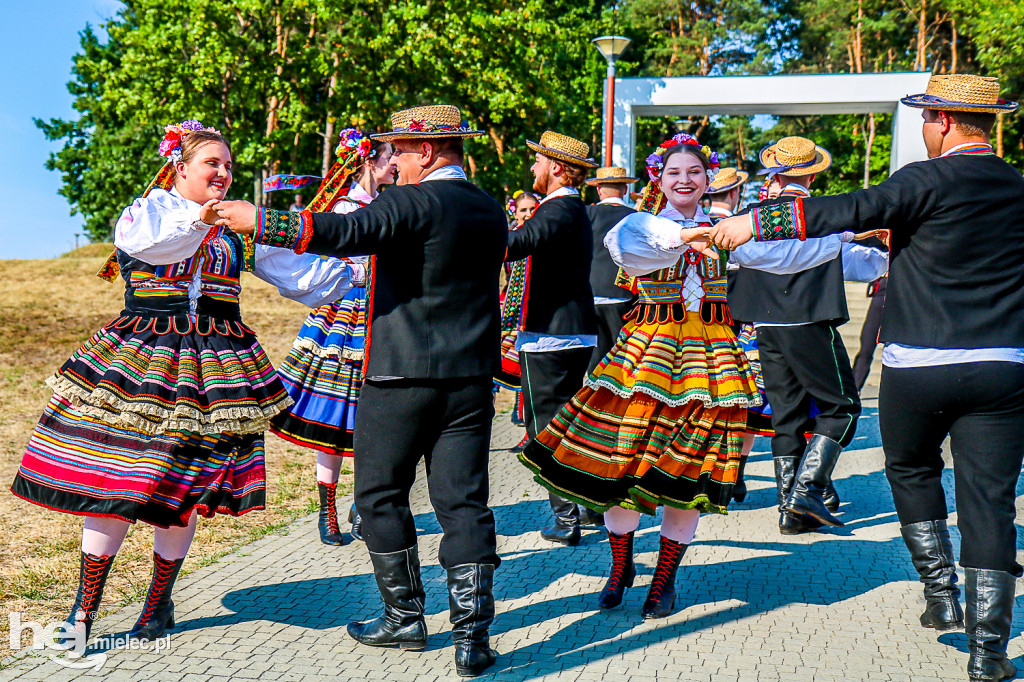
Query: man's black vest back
[[797, 153, 1024, 349], [728, 189, 848, 325], [586, 202, 636, 299], [507, 195, 597, 336], [307, 179, 508, 378]]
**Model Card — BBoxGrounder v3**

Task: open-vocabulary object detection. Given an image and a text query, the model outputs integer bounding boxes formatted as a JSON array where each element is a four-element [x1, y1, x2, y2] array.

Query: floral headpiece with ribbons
[[98, 119, 222, 282], [636, 133, 720, 215], [644, 132, 720, 185], [159, 119, 222, 164]]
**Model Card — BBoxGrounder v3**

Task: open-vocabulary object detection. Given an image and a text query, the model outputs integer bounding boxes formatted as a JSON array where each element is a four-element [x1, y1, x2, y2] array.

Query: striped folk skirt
[[11, 313, 291, 528], [269, 285, 366, 457], [519, 309, 759, 515]]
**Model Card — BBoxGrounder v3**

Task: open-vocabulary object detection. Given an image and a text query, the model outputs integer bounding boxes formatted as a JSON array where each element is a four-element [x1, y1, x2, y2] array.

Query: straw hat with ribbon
[[758, 137, 832, 178], [370, 105, 484, 142], [901, 74, 1018, 113], [527, 131, 598, 169], [707, 167, 749, 194], [585, 166, 639, 186]]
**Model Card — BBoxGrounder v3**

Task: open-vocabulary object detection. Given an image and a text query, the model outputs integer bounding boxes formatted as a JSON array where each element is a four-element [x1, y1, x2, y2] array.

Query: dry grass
[[0, 258, 352, 652]]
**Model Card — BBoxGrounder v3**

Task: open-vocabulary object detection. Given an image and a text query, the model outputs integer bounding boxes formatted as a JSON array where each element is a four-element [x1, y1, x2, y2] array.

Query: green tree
[[39, 0, 612, 242]]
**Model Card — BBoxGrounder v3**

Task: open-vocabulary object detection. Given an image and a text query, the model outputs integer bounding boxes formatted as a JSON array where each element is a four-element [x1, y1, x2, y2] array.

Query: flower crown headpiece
[[644, 132, 720, 185], [336, 127, 376, 161], [506, 190, 540, 217], [159, 119, 222, 164]]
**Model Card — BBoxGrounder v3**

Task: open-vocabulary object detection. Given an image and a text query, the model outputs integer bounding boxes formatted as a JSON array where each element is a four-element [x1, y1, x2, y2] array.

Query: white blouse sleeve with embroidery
[[603, 212, 690, 277], [251, 195, 374, 308], [253, 247, 356, 308], [113, 189, 211, 265]]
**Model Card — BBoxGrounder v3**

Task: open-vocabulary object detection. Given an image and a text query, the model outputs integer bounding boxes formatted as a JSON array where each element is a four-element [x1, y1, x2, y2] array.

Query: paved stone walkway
[[4, 393, 1022, 681]]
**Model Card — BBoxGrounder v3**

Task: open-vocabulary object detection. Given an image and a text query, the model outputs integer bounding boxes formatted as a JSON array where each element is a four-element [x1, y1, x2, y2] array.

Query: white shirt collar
[[539, 186, 579, 204], [659, 204, 712, 225], [940, 142, 993, 157], [348, 182, 375, 203], [421, 165, 468, 182], [779, 183, 811, 197], [597, 196, 627, 206], [707, 204, 733, 217]]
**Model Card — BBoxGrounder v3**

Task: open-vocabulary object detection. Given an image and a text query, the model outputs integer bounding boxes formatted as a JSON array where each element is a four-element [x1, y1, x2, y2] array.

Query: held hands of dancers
[[705, 214, 756, 251], [198, 199, 220, 226], [213, 200, 259, 236], [680, 225, 720, 260]]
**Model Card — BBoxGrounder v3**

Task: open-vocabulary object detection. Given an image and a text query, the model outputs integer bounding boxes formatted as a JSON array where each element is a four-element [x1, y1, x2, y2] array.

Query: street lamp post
[[592, 35, 631, 167]]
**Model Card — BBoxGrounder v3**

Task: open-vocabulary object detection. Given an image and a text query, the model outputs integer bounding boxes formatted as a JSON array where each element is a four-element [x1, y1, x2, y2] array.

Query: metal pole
[[604, 61, 615, 167]]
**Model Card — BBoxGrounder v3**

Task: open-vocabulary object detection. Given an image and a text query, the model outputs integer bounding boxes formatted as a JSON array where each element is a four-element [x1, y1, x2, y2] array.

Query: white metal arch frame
[[610, 72, 933, 177]]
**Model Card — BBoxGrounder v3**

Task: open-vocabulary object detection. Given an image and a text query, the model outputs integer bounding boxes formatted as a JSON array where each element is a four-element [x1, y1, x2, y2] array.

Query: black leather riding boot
[[900, 520, 964, 631], [782, 435, 845, 527], [447, 563, 498, 677], [347, 546, 427, 650], [541, 493, 580, 546], [774, 457, 820, 534], [966, 567, 1020, 681]]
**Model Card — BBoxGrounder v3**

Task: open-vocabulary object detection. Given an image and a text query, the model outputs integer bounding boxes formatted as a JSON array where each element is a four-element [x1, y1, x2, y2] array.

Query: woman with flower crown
[[519, 132, 844, 620], [266, 127, 396, 545], [10, 121, 356, 650]]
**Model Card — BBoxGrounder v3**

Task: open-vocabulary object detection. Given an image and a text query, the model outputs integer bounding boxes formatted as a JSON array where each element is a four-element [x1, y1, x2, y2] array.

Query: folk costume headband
[[901, 74, 1018, 113], [526, 131, 598, 169], [371, 105, 483, 142], [305, 128, 380, 213], [585, 166, 639, 186], [757, 137, 831, 178], [637, 132, 721, 215], [98, 119, 223, 282], [707, 167, 749, 195]]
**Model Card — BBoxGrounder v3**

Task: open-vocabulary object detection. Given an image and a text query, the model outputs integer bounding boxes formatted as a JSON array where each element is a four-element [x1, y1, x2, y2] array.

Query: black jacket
[[766, 153, 1024, 349], [586, 202, 636, 299], [728, 190, 848, 325], [305, 178, 508, 379], [506, 194, 597, 336]]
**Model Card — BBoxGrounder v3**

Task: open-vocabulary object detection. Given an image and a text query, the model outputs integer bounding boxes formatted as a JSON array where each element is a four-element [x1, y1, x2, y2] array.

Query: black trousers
[[521, 347, 593, 519], [852, 277, 887, 390], [353, 377, 499, 569], [880, 362, 1024, 572], [588, 301, 633, 375], [757, 322, 862, 461], [520, 347, 593, 440]]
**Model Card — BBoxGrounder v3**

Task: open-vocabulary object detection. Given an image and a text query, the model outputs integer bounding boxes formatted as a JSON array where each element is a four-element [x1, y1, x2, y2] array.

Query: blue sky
[[1, 1, 122, 259]]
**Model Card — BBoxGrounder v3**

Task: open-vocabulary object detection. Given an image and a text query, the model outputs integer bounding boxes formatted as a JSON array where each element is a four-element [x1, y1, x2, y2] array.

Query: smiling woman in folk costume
[[10, 120, 356, 651], [518, 132, 860, 620], [519, 132, 758, 619], [266, 127, 396, 546]]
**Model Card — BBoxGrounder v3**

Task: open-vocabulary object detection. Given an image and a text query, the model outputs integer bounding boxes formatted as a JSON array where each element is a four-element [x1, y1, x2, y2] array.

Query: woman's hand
[[214, 200, 259, 236], [680, 226, 718, 259], [199, 199, 220, 226], [708, 214, 755, 250]]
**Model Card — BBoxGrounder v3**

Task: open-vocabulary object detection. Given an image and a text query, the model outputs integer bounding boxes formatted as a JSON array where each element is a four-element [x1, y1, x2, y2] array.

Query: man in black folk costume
[[217, 105, 507, 678], [509, 131, 599, 547], [709, 74, 1024, 682], [728, 138, 859, 534]]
